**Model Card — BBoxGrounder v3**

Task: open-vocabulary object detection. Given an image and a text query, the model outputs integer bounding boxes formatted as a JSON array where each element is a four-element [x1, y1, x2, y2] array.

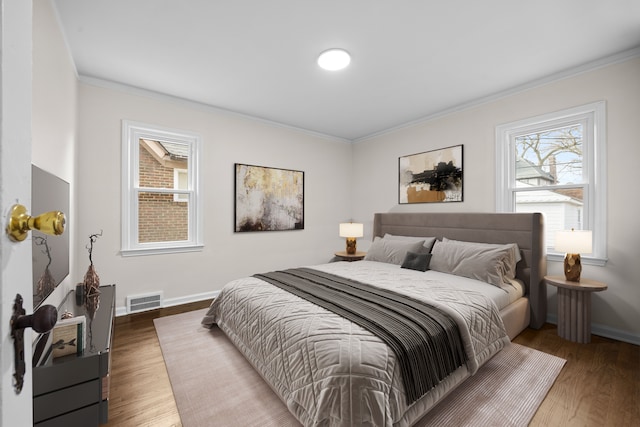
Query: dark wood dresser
[[33, 284, 115, 426]]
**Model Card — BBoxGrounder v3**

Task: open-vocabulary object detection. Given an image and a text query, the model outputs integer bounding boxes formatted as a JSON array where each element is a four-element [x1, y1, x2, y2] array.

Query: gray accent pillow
[[429, 240, 513, 286], [364, 237, 426, 265], [442, 238, 520, 279], [401, 251, 432, 272], [383, 234, 437, 252]]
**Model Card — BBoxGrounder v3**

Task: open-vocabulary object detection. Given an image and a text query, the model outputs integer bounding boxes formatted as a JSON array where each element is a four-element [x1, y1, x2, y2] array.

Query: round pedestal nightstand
[[545, 275, 607, 343], [334, 251, 366, 262]]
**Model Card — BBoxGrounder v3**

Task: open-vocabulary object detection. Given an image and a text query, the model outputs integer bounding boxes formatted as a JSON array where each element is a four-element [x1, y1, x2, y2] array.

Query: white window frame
[[496, 101, 607, 266], [121, 120, 203, 256], [173, 168, 189, 203]]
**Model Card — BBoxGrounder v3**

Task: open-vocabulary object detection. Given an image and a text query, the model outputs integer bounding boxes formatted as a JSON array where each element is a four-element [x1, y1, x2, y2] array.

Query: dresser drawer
[[35, 403, 100, 427], [34, 379, 100, 423]]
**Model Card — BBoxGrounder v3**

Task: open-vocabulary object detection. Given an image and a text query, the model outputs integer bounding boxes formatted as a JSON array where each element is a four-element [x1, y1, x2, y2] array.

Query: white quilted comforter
[[202, 261, 510, 426]]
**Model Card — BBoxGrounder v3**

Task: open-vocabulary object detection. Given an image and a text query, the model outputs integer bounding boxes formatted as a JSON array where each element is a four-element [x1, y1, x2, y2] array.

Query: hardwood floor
[[514, 324, 640, 427], [105, 303, 639, 427], [104, 300, 212, 427]]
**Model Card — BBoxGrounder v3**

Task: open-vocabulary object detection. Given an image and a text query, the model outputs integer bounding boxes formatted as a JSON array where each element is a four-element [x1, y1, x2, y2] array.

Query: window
[[122, 121, 203, 256], [496, 102, 606, 265]]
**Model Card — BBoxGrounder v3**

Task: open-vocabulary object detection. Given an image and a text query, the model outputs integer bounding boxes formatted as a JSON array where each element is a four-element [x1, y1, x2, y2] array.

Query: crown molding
[[353, 46, 640, 143], [78, 46, 640, 145], [78, 75, 352, 144]]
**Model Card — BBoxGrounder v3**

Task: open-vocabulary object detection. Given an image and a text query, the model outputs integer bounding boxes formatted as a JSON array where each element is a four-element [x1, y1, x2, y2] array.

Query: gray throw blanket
[[254, 267, 467, 405]]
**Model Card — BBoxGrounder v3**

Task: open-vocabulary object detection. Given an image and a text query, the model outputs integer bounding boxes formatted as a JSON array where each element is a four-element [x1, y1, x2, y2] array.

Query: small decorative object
[[399, 145, 463, 204], [75, 283, 85, 305], [52, 315, 86, 358], [339, 223, 364, 254], [555, 229, 592, 282], [83, 231, 102, 320], [235, 163, 304, 232], [60, 310, 74, 320], [33, 236, 56, 304]]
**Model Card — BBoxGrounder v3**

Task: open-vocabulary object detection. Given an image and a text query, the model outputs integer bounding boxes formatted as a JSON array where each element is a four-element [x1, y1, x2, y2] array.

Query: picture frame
[[399, 144, 463, 204], [51, 315, 86, 358], [234, 163, 304, 232]]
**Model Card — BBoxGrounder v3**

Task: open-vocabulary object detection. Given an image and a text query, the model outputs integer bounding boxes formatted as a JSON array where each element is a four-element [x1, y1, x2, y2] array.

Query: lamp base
[[345, 238, 357, 255], [563, 253, 582, 282]]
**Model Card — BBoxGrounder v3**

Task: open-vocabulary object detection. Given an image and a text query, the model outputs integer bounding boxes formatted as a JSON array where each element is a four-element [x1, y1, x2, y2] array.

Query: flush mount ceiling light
[[317, 48, 351, 71]]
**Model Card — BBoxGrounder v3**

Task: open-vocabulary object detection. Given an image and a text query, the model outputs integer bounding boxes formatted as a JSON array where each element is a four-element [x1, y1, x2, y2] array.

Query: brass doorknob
[[6, 204, 65, 242]]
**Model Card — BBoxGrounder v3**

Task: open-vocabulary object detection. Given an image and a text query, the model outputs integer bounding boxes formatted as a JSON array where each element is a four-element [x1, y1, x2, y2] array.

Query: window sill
[[121, 244, 204, 257], [547, 253, 607, 267]]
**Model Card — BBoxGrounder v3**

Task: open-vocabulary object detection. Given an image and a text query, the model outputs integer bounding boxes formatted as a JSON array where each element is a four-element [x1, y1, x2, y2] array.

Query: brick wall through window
[[138, 145, 188, 242]]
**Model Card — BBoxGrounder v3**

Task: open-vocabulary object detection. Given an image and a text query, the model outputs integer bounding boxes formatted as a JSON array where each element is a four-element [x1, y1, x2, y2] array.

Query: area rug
[[154, 309, 565, 427]]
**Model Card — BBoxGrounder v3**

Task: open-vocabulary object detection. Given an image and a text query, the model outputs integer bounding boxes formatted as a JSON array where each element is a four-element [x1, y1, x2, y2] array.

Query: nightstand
[[545, 275, 607, 343], [334, 251, 366, 262]]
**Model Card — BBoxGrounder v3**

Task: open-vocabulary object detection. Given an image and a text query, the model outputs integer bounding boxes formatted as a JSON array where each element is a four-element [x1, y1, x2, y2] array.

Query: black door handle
[[10, 294, 57, 393]]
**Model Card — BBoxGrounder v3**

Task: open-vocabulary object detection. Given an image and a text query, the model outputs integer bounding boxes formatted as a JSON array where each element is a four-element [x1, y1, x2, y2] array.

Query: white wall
[[32, 0, 78, 306], [352, 57, 640, 344], [75, 83, 353, 310]]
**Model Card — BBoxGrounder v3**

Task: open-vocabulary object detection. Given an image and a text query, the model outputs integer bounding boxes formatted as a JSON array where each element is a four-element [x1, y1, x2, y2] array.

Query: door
[[1, 0, 34, 425]]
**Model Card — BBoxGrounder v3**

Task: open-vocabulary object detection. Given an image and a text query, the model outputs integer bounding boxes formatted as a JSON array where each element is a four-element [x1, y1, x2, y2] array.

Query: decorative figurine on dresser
[[83, 231, 103, 320]]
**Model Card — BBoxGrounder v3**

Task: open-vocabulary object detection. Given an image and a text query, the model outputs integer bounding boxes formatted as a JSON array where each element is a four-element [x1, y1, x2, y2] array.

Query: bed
[[202, 212, 547, 426]]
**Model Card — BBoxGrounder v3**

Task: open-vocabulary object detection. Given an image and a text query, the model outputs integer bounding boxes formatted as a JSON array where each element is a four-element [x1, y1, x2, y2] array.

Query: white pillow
[[383, 233, 437, 252], [364, 237, 426, 265], [430, 240, 514, 287]]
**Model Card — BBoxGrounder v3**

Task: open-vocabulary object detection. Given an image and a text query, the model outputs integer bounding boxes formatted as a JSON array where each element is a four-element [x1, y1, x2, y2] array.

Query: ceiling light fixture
[[317, 48, 351, 71]]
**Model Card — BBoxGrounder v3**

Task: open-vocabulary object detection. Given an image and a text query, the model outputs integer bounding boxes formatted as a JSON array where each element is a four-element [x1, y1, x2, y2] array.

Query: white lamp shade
[[339, 223, 363, 238], [555, 230, 592, 254]]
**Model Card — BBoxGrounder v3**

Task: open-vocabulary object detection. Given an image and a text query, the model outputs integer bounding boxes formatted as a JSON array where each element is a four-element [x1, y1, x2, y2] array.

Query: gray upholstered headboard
[[373, 212, 547, 329]]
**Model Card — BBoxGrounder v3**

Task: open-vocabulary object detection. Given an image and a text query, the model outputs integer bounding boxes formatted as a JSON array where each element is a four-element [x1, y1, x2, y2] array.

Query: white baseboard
[[546, 313, 640, 346], [115, 290, 219, 317]]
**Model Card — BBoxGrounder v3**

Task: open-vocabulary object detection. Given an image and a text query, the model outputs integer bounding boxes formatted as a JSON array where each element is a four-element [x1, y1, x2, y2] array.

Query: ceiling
[[52, 0, 640, 141]]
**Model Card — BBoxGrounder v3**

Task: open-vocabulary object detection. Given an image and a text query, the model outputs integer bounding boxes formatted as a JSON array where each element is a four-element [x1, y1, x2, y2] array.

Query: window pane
[[139, 139, 190, 189], [174, 169, 189, 202], [515, 188, 584, 248], [515, 124, 583, 187], [138, 191, 188, 243]]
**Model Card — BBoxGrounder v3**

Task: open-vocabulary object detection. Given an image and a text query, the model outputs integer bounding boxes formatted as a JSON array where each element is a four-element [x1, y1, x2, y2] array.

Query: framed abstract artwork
[[234, 163, 304, 232], [398, 145, 463, 204]]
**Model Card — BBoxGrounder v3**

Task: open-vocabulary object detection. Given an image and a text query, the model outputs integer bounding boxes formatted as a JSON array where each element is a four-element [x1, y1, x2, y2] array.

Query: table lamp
[[339, 223, 363, 255], [555, 229, 592, 282]]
